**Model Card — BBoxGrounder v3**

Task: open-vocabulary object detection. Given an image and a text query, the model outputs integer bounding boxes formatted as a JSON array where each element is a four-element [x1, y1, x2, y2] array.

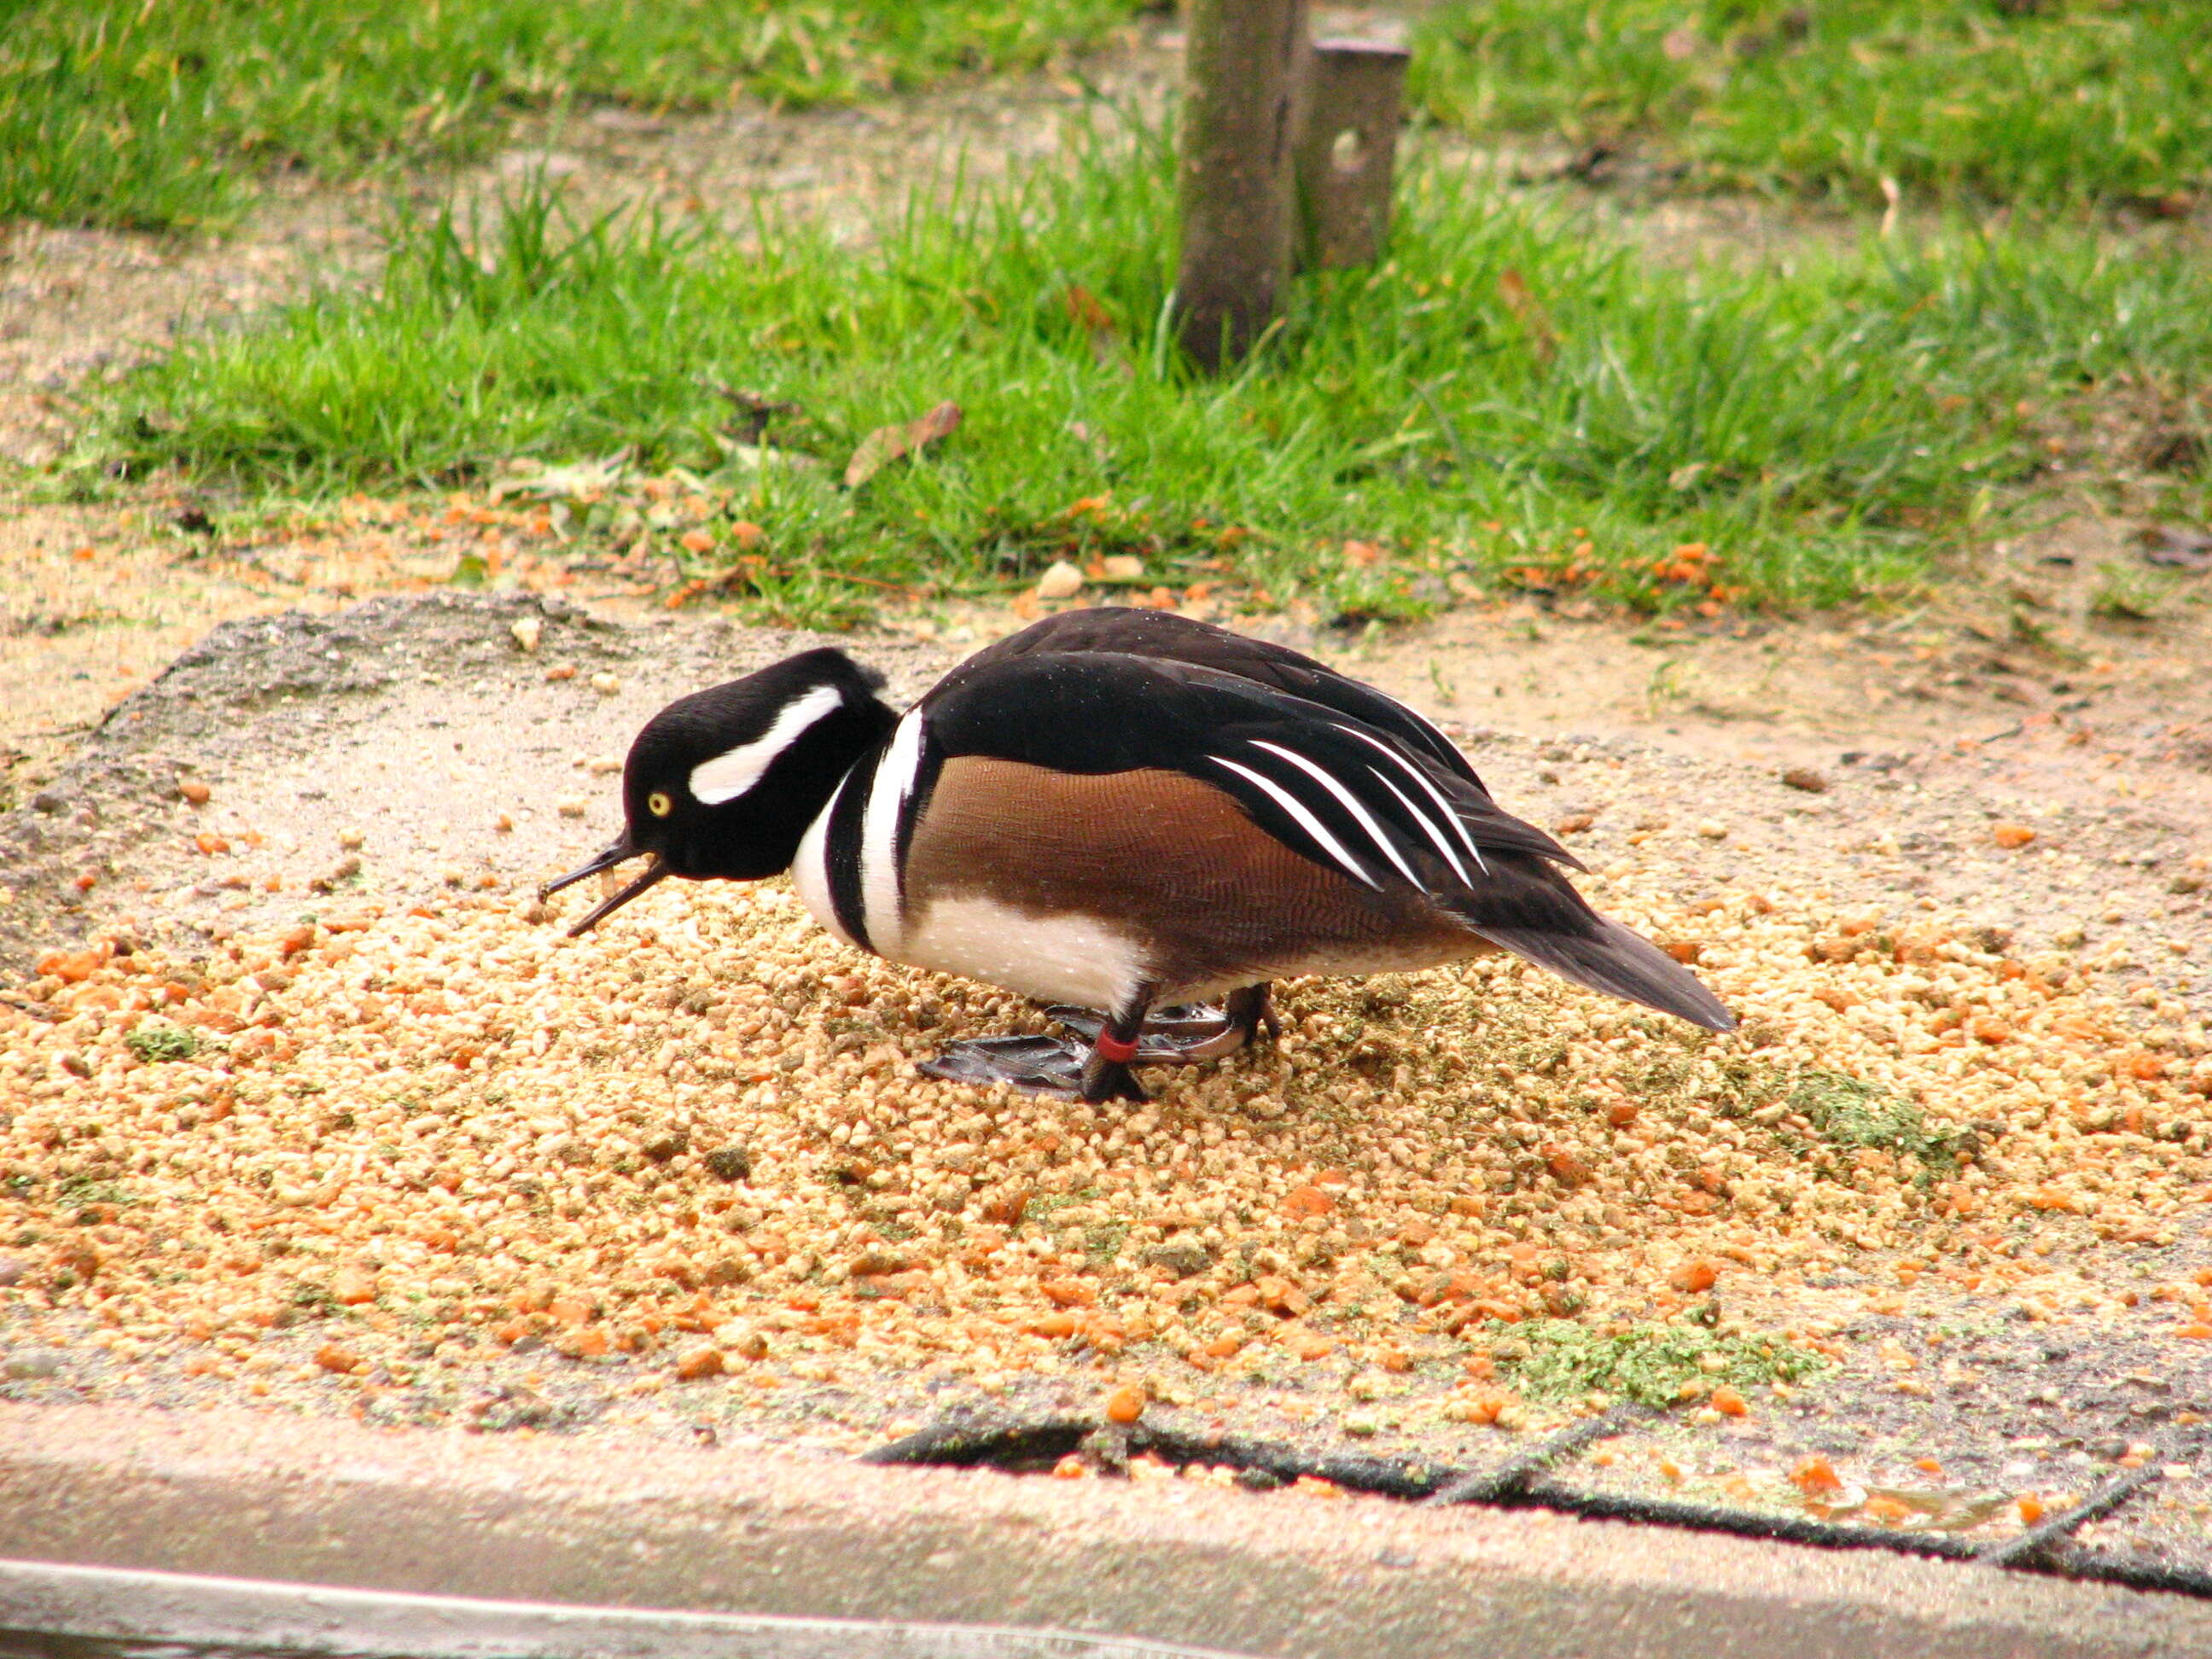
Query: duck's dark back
[[934, 608, 1481, 786]]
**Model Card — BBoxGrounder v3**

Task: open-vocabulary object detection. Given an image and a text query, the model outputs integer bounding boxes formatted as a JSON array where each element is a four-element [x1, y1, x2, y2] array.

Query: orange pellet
[[675, 1345, 723, 1381], [1790, 1457, 1843, 1496], [1668, 1260, 1719, 1294]]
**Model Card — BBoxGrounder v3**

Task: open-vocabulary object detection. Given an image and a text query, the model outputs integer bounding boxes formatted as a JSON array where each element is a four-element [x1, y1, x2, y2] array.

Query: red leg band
[[1092, 1031, 1140, 1065]]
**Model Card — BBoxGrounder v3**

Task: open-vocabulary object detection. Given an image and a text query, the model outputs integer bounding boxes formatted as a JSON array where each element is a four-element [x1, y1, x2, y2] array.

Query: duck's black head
[[539, 647, 895, 935]]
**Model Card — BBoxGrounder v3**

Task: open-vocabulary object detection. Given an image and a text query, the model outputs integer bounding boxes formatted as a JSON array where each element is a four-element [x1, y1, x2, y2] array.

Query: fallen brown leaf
[[1498, 269, 1557, 364], [1063, 284, 1115, 335], [844, 400, 963, 489]]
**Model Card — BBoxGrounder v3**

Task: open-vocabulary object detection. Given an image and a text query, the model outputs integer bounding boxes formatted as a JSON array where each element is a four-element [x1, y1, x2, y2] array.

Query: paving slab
[[0, 1562, 1243, 1659], [3, 1401, 2210, 1659]]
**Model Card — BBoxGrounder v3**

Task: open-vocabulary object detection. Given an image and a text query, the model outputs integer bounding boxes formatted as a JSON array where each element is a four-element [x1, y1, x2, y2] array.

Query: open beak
[[538, 833, 670, 938]]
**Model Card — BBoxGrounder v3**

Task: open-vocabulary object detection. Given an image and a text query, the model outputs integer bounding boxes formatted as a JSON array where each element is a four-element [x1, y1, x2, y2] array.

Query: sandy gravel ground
[[0, 591, 2208, 1575]]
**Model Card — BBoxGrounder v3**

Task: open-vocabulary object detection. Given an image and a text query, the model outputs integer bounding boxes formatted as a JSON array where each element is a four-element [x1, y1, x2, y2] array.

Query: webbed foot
[[917, 1034, 1091, 1097], [1045, 983, 1279, 1063]]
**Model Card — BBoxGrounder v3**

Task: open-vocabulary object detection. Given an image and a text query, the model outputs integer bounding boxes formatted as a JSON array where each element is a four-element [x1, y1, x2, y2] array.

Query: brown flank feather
[[905, 757, 1734, 1033], [905, 759, 1492, 1000]]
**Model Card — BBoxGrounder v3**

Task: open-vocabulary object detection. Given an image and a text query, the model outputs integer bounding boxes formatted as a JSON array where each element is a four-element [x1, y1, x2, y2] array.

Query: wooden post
[[1174, 0, 1310, 371], [1295, 40, 1412, 270]]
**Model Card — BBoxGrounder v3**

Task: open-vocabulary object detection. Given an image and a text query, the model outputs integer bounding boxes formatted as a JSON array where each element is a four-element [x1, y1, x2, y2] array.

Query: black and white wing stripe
[[1190, 715, 1732, 1029], [1334, 722, 1489, 883], [921, 652, 1575, 898], [1199, 724, 1507, 898], [1210, 751, 1389, 889]]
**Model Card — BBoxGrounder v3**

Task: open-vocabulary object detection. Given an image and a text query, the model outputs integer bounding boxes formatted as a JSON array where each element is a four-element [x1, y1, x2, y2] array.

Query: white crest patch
[[688, 683, 843, 806], [859, 707, 927, 954]]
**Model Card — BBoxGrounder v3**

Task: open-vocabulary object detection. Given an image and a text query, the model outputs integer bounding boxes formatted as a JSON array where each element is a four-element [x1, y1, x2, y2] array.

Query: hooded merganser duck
[[541, 608, 1734, 1101]]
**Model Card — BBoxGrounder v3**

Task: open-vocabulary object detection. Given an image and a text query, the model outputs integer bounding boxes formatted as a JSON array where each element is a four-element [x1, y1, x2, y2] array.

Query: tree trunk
[[1174, 0, 1309, 370]]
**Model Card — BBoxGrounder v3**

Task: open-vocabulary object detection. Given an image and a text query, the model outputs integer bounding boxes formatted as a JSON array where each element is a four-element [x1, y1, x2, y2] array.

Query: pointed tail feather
[[1476, 919, 1737, 1033]]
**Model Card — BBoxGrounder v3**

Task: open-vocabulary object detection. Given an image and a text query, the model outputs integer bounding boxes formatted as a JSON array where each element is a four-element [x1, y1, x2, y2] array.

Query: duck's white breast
[[896, 894, 1150, 1011], [789, 777, 854, 948]]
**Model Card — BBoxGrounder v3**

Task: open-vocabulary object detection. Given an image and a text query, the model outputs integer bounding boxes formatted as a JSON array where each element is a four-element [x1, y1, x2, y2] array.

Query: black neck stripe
[[894, 728, 944, 897], [823, 762, 876, 955]]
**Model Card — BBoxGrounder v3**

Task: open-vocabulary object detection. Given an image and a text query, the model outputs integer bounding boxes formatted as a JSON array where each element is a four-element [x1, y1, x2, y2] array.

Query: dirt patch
[[1344, 523, 2212, 812], [0, 195, 379, 473], [0, 591, 949, 966]]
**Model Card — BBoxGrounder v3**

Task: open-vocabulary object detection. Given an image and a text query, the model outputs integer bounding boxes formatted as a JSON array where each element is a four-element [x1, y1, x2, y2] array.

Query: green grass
[[87, 115, 2212, 625], [1489, 1318, 1832, 1408], [1412, 0, 2212, 212], [124, 1022, 201, 1064], [1789, 1070, 1957, 1172], [0, 0, 1149, 233]]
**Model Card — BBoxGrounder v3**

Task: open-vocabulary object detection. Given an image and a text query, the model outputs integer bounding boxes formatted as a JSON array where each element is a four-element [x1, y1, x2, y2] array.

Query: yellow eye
[[647, 791, 673, 818]]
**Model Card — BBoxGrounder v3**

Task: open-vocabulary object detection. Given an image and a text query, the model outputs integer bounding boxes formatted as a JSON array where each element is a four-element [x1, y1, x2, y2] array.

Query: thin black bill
[[538, 835, 669, 936]]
